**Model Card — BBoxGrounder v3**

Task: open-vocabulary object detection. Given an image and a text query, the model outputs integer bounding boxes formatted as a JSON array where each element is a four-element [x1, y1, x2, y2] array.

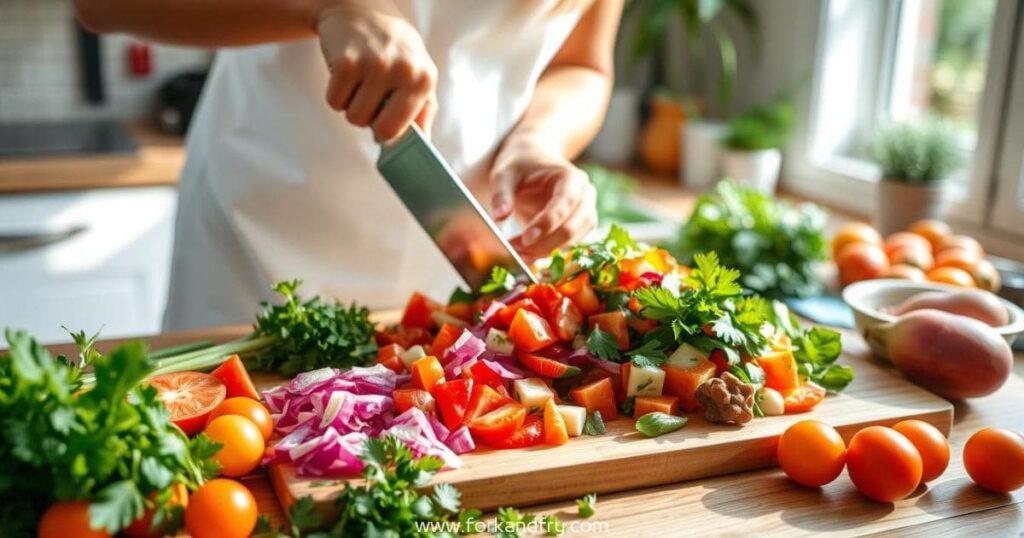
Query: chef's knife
[[376, 124, 537, 289]]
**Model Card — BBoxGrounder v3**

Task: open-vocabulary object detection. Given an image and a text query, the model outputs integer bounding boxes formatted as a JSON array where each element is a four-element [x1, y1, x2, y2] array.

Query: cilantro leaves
[[587, 329, 621, 361]]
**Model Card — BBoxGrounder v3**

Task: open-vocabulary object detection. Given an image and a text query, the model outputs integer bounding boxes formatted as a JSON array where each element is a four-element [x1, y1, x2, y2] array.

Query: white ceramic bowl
[[842, 279, 1024, 356]]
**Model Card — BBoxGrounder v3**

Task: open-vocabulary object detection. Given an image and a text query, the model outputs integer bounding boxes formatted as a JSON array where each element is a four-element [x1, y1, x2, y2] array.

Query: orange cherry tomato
[[937, 234, 984, 257], [888, 246, 933, 271], [783, 382, 827, 413], [963, 428, 1024, 493], [203, 415, 266, 477], [883, 232, 933, 258], [882, 264, 927, 281], [148, 372, 226, 436], [184, 479, 257, 538], [831, 222, 883, 258], [123, 483, 189, 538], [846, 426, 923, 502], [908, 219, 951, 251], [777, 420, 846, 487], [926, 266, 976, 288], [836, 243, 889, 286], [207, 397, 274, 441], [892, 420, 950, 483], [38, 501, 110, 538]]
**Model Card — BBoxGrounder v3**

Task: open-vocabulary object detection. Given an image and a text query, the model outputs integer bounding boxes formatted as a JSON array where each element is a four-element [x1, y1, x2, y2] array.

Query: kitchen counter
[[0, 124, 185, 194]]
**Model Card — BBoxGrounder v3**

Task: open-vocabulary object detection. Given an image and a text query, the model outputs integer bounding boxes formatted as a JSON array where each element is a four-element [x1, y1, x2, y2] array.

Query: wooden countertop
[[0, 124, 185, 194], [52, 324, 1023, 537]]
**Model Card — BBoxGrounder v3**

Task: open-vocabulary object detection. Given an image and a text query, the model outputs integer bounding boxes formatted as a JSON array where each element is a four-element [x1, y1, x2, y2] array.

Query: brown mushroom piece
[[695, 372, 756, 425]]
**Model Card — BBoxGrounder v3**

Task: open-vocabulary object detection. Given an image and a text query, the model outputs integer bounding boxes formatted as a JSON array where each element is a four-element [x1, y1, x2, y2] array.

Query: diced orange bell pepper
[[588, 311, 630, 350], [411, 356, 445, 392], [508, 309, 558, 352], [758, 349, 800, 397], [445, 302, 475, 323], [558, 273, 601, 316], [431, 323, 463, 359], [644, 247, 678, 273], [525, 283, 563, 318], [662, 360, 716, 412], [634, 395, 679, 418], [569, 377, 618, 421], [543, 398, 569, 446]]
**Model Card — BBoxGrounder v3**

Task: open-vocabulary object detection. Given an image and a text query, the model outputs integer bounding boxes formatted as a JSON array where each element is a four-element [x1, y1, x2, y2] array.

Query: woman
[[75, 0, 621, 330]]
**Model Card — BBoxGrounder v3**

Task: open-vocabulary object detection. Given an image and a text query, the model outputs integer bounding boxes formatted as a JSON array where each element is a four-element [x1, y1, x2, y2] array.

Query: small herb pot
[[681, 120, 728, 190], [874, 179, 951, 236], [719, 147, 782, 194]]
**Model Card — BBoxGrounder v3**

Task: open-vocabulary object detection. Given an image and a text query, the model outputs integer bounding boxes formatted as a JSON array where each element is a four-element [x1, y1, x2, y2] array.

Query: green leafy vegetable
[[635, 412, 689, 437], [541, 514, 565, 536], [768, 302, 853, 391], [481, 267, 516, 295], [576, 493, 598, 518], [582, 411, 606, 436], [587, 329, 621, 361]]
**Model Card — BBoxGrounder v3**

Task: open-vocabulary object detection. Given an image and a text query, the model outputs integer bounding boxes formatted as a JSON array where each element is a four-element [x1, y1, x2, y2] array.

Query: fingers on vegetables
[[867, 309, 1012, 399]]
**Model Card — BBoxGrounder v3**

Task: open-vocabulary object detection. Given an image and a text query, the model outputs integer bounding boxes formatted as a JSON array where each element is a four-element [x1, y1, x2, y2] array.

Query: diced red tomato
[[210, 355, 259, 400], [485, 414, 543, 449], [469, 403, 527, 447], [431, 323, 463, 359], [709, 349, 729, 375], [376, 354, 405, 374], [463, 384, 515, 424], [551, 297, 583, 341], [411, 356, 445, 392], [497, 298, 544, 328], [618, 258, 656, 287], [784, 382, 827, 413], [758, 349, 800, 397], [662, 361, 716, 412], [627, 296, 642, 314], [569, 377, 618, 421], [508, 309, 558, 352], [543, 398, 569, 446], [518, 352, 581, 379], [393, 388, 436, 415], [557, 273, 601, 316], [494, 384, 513, 400], [525, 283, 563, 317], [401, 292, 442, 329], [376, 343, 404, 362], [620, 362, 632, 397], [627, 314, 658, 335], [376, 325, 432, 349], [432, 378, 474, 430], [462, 360, 504, 388], [580, 368, 624, 401], [588, 311, 630, 350], [444, 302, 475, 323], [634, 395, 679, 418]]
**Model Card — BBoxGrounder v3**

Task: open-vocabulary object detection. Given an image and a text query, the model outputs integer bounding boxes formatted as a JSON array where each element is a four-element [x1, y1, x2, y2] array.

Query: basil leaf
[[635, 412, 688, 437]]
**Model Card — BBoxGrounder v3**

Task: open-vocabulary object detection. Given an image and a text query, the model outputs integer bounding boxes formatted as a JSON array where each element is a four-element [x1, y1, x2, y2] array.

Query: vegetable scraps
[[0, 329, 221, 536]]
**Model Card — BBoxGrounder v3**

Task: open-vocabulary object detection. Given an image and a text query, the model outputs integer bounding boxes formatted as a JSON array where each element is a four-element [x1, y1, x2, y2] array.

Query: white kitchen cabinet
[[0, 187, 176, 344]]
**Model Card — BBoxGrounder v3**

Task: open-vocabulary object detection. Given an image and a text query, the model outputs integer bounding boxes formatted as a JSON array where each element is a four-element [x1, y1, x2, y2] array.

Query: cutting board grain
[[265, 322, 953, 518]]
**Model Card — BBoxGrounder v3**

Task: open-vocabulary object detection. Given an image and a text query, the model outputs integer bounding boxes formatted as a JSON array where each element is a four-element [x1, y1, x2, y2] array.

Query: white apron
[[163, 1, 580, 331]]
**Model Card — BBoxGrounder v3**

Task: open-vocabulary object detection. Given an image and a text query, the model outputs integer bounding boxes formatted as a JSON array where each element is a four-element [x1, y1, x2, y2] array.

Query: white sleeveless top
[[163, 1, 581, 330]]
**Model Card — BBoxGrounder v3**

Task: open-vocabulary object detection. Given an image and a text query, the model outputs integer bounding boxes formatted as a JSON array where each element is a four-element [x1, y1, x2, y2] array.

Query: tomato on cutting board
[[784, 382, 827, 413], [411, 356, 445, 392], [550, 297, 583, 341], [543, 398, 569, 446], [207, 397, 274, 441], [569, 377, 618, 420], [463, 384, 515, 424], [557, 272, 601, 316], [588, 312, 630, 350], [508, 309, 558, 352], [210, 355, 260, 400], [469, 403, 527, 447], [401, 291, 441, 329], [462, 360, 504, 388], [184, 479, 257, 538], [485, 414, 544, 449], [393, 388, 436, 415], [525, 283, 563, 317], [432, 378, 474, 430], [148, 372, 226, 436], [431, 323, 463, 358], [518, 352, 580, 379], [497, 299, 544, 328]]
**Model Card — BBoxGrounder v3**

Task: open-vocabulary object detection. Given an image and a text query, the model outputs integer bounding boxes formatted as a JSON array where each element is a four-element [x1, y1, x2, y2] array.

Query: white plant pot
[[874, 180, 951, 236], [680, 120, 728, 190], [720, 148, 783, 194], [586, 88, 639, 166]]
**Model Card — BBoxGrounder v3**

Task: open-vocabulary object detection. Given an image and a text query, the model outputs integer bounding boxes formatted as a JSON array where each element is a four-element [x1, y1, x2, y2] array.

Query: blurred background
[[1, 0, 1023, 343]]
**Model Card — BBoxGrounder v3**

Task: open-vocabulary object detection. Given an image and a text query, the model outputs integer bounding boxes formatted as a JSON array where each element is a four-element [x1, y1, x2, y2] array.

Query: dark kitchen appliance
[[155, 71, 207, 136], [0, 121, 137, 158]]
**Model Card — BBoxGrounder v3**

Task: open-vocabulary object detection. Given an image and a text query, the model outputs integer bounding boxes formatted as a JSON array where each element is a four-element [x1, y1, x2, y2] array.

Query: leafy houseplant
[[669, 180, 829, 298], [871, 119, 962, 234], [720, 95, 794, 193]]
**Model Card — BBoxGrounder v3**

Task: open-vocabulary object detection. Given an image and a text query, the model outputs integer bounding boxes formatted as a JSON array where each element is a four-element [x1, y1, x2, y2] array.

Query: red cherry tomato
[[469, 403, 528, 447], [147, 372, 226, 436], [485, 415, 544, 449]]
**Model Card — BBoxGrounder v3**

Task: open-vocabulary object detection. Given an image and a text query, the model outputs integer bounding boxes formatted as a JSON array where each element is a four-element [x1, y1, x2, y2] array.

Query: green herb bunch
[[0, 329, 221, 536], [872, 119, 962, 183], [671, 180, 829, 298], [723, 95, 795, 151], [583, 165, 659, 226]]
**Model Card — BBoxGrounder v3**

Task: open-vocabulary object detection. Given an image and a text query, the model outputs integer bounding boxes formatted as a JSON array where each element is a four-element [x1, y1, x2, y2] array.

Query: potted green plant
[[871, 119, 962, 235], [719, 95, 794, 193], [626, 0, 756, 175]]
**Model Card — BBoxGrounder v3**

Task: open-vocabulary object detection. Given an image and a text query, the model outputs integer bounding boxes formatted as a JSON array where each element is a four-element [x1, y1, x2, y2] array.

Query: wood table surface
[[58, 323, 1024, 537]]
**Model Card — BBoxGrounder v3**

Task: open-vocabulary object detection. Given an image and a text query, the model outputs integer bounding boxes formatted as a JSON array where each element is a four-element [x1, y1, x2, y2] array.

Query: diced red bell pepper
[[508, 309, 558, 352], [627, 296, 642, 314], [484, 414, 543, 449], [210, 355, 260, 400], [431, 378, 474, 430], [588, 311, 630, 350], [569, 377, 618, 421], [462, 360, 504, 388], [496, 298, 543, 328], [431, 323, 463, 360], [401, 291, 442, 329], [551, 297, 582, 341], [557, 273, 601, 316], [783, 382, 827, 413], [463, 384, 515, 424], [518, 352, 581, 379], [375, 344, 406, 374], [393, 388, 436, 415], [376, 325, 433, 349], [634, 395, 679, 418], [411, 356, 445, 392], [543, 398, 569, 446], [525, 283, 563, 318]]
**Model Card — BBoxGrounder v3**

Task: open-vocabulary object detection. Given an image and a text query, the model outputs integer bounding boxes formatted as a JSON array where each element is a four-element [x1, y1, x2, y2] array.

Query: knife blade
[[376, 124, 537, 289]]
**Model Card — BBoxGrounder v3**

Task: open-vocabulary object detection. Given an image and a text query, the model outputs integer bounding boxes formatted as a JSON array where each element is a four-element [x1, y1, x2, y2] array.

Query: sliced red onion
[[640, 271, 664, 285], [496, 283, 526, 304], [445, 426, 476, 454], [443, 330, 486, 378], [481, 358, 523, 380], [478, 300, 506, 326]]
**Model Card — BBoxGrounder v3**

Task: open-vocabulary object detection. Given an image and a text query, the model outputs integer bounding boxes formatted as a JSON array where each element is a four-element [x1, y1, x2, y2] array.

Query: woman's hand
[[315, 0, 437, 142], [490, 140, 598, 259]]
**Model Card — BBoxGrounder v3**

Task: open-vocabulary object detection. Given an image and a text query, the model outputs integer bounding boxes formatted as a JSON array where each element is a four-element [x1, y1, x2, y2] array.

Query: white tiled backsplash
[[0, 0, 212, 122]]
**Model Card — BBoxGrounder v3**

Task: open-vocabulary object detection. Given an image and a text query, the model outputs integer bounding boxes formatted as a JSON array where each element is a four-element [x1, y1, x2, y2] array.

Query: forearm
[[501, 65, 612, 160], [74, 0, 328, 47]]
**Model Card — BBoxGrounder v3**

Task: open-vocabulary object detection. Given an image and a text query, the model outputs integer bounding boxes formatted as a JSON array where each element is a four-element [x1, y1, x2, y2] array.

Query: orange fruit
[[831, 223, 883, 259], [934, 247, 982, 274], [148, 372, 227, 436], [207, 397, 274, 441], [883, 264, 927, 281], [963, 428, 1024, 493], [203, 415, 265, 477], [893, 420, 950, 483], [836, 243, 889, 286], [38, 501, 110, 538], [185, 479, 258, 538], [883, 232, 933, 257], [908, 219, 952, 251], [888, 246, 933, 271], [937, 234, 983, 256], [972, 259, 1001, 292], [926, 266, 976, 288]]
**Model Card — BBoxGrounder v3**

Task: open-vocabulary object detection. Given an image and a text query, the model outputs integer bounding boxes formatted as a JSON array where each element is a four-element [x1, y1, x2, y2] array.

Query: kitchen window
[[785, 0, 1024, 255]]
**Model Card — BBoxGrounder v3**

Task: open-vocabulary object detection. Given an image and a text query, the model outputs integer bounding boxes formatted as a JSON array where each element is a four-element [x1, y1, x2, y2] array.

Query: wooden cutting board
[[263, 327, 953, 518]]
